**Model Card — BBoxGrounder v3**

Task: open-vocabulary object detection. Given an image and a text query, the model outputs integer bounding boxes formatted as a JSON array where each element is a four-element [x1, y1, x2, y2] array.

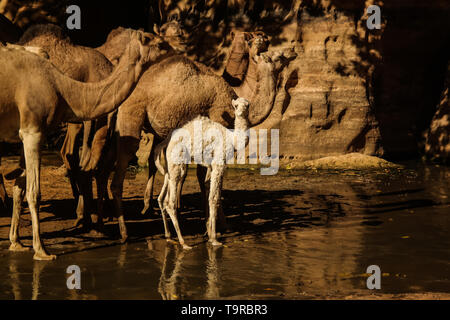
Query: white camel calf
[[154, 97, 250, 249]]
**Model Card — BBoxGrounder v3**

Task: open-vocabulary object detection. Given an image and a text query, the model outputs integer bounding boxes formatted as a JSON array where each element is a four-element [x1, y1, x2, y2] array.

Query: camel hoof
[[73, 217, 84, 228], [33, 252, 57, 261], [182, 244, 192, 250], [141, 205, 151, 215], [120, 235, 128, 244], [209, 240, 222, 247], [9, 242, 30, 252]]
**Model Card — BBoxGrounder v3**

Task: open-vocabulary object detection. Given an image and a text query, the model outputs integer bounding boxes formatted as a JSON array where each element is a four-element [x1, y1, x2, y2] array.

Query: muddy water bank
[[0, 155, 449, 299]]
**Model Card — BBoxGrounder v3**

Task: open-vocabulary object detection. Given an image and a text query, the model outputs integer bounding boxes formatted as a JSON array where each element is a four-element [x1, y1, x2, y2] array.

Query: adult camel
[[15, 24, 114, 228], [1, 30, 163, 260]]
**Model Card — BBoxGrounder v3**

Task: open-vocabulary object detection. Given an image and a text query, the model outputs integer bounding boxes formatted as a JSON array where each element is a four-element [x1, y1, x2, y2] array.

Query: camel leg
[[207, 166, 223, 247], [9, 172, 28, 251], [20, 130, 56, 260], [0, 173, 9, 209], [76, 171, 93, 230], [157, 174, 171, 239], [176, 168, 187, 211], [166, 165, 191, 250], [93, 172, 108, 234], [196, 165, 208, 216], [198, 166, 228, 233], [60, 123, 83, 224], [142, 146, 157, 215], [111, 137, 139, 242]]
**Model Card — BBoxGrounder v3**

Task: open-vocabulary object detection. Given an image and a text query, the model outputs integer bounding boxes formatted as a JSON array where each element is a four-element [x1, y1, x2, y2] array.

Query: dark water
[[0, 162, 449, 299]]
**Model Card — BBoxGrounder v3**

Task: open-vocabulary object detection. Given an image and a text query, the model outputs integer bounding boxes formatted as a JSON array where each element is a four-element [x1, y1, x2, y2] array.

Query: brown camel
[[1, 30, 159, 260], [10, 24, 114, 228]]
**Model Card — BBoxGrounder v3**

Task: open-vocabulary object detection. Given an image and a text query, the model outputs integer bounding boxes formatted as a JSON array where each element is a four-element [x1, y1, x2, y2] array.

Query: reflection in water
[[9, 258, 21, 300], [158, 243, 186, 300], [32, 261, 49, 300], [205, 246, 220, 299], [156, 242, 221, 300], [0, 162, 449, 299]]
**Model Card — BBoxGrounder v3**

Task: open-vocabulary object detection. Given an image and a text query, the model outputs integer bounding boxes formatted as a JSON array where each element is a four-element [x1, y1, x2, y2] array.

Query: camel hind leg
[[158, 174, 171, 239], [111, 136, 140, 242], [9, 171, 28, 251], [142, 146, 157, 215], [166, 163, 191, 250], [154, 143, 171, 239]]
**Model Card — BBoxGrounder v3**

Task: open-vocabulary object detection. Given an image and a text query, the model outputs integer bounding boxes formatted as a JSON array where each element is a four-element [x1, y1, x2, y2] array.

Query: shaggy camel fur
[[1, 30, 151, 260], [154, 98, 249, 249]]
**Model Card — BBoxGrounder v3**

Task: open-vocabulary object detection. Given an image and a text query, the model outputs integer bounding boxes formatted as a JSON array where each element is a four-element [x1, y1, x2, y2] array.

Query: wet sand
[[0, 153, 449, 299]]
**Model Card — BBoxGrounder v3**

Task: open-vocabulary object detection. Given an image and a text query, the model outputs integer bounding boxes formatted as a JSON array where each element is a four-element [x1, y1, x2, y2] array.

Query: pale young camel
[[154, 98, 250, 249], [1, 30, 152, 260]]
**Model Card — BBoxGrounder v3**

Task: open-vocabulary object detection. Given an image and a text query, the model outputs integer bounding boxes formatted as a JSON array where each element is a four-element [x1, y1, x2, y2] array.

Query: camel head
[[137, 31, 174, 67], [98, 28, 174, 66], [154, 20, 189, 53], [232, 98, 249, 118], [248, 31, 270, 55], [259, 47, 297, 74]]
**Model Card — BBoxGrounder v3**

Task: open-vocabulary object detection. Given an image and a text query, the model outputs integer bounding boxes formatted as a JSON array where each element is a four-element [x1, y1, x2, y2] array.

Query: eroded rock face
[[425, 63, 450, 163], [261, 2, 383, 161]]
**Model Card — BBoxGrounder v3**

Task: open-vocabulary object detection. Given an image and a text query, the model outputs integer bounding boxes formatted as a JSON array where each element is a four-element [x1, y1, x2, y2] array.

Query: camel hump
[[18, 24, 69, 45]]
